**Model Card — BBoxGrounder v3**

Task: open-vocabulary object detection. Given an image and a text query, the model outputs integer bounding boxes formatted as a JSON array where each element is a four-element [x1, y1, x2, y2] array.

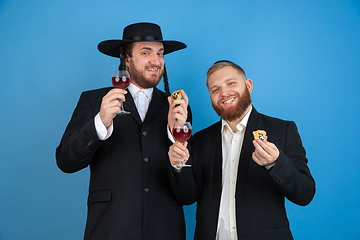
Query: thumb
[[167, 96, 173, 106]]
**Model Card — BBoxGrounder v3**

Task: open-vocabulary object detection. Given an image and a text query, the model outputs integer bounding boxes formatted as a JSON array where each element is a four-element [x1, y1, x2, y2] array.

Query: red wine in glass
[[172, 127, 192, 143], [112, 70, 130, 115], [172, 121, 192, 167], [112, 76, 130, 89]]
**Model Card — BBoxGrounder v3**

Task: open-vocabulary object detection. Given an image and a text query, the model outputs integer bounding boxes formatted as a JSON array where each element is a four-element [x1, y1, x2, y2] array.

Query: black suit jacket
[[172, 107, 315, 240], [56, 87, 191, 240]]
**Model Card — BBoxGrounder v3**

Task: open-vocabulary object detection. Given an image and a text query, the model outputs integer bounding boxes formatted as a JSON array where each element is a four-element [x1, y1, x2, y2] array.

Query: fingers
[[169, 90, 188, 122], [180, 90, 189, 105], [100, 89, 128, 127], [168, 141, 189, 165], [167, 96, 173, 106], [105, 88, 127, 102], [252, 139, 279, 166], [168, 90, 189, 132]]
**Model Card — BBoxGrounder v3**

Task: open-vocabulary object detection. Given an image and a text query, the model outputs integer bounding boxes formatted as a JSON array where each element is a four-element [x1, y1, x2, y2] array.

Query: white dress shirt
[[129, 83, 153, 122], [216, 107, 252, 240]]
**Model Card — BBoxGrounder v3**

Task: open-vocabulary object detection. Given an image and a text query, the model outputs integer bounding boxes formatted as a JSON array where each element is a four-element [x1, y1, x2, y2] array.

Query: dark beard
[[128, 59, 163, 89], [212, 87, 252, 122]]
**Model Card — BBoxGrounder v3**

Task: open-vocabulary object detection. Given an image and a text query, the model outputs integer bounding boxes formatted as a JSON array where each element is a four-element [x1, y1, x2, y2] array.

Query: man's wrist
[[95, 112, 113, 140]]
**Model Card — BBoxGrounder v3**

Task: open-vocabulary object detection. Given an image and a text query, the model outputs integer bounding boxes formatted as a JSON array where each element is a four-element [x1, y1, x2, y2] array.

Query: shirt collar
[[221, 105, 253, 133], [128, 83, 153, 100]]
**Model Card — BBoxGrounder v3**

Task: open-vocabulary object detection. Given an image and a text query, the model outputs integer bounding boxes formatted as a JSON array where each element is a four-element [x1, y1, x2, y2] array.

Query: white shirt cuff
[[265, 162, 276, 170], [94, 112, 113, 140], [167, 124, 175, 143]]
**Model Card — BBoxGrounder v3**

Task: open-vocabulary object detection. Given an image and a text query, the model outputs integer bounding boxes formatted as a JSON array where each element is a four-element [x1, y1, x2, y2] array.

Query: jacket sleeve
[[168, 105, 198, 205], [56, 91, 104, 173], [169, 165, 198, 205], [268, 121, 316, 206]]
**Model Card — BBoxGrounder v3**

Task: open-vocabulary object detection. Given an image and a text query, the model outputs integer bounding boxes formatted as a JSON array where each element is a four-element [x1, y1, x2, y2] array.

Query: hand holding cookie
[[167, 90, 189, 133], [252, 130, 279, 167]]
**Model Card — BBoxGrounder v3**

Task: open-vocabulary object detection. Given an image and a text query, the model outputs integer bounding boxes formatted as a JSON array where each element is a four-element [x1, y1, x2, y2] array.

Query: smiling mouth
[[147, 67, 159, 72], [222, 97, 235, 104]]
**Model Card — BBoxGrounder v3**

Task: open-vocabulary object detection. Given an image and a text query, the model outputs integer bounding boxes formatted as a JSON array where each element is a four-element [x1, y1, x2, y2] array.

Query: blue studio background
[[1, 0, 360, 239]]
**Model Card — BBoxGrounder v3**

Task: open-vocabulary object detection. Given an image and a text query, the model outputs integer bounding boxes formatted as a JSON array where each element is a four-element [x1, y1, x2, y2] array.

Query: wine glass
[[172, 121, 192, 167], [112, 70, 130, 115]]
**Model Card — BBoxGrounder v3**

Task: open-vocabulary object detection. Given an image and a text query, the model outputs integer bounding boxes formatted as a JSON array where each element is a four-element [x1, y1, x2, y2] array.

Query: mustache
[[146, 64, 162, 69]]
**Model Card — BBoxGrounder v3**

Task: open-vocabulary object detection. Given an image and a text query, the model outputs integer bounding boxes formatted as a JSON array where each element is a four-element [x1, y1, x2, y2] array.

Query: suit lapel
[[123, 90, 142, 125], [212, 121, 223, 202], [235, 107, 259, 199], [143, 88, 167, 123], [122, 87, 167, 125]]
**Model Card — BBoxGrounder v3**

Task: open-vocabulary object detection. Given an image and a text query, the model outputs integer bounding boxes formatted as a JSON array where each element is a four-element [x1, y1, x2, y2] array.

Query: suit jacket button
[[144, 188, 149, 192], [86, 140, 93, 147], [142, 131, 147, 136], [144, 158, 149, 163]]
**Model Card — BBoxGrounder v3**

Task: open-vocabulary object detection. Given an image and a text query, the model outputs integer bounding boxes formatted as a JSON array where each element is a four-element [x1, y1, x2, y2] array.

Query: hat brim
[[98, 39, 187, 58]]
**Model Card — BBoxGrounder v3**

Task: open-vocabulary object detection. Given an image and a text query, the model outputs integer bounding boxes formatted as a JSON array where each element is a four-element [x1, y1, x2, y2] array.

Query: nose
[[149, 53, 162, 66], [219, 87, 230, 97]]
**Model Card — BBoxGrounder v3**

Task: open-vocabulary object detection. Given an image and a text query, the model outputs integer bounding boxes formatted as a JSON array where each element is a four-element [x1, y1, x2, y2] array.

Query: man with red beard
[[168, 60, 315, 240], [56, 23, 193, 240]]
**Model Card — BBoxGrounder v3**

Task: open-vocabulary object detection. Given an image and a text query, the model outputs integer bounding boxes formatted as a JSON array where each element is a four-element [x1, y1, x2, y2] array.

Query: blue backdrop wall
[[1, 0, 360, 239]]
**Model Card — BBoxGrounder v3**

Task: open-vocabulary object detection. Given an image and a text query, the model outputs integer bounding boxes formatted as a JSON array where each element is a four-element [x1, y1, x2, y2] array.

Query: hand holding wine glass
[[172, 121, 192, 168], [112, 69, 130, 115]]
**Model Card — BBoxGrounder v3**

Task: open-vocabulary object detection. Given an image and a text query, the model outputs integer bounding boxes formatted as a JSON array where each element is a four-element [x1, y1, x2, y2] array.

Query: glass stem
[[120, 100, 124, 110]]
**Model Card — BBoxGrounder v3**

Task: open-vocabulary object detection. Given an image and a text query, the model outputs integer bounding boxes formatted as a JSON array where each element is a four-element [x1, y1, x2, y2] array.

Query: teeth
[[224, 98, 235, 104]]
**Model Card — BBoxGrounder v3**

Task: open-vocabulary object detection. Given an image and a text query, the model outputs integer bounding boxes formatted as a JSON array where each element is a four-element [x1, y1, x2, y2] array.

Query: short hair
[[206, 60, 246, 88]]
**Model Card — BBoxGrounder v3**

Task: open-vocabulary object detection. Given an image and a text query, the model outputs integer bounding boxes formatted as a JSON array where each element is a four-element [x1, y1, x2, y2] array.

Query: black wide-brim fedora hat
[[98, 22, 187, 58]]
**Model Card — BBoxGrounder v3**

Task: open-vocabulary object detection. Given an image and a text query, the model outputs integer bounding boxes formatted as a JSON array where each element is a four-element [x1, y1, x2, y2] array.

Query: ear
[[246, 78, 253, 93], [125, 54, 131, 67]]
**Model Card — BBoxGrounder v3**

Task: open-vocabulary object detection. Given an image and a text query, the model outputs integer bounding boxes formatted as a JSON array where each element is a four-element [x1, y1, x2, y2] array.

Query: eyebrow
[[140, 47, 164, 52], [209, 86, 218, 92], [209, 78, 237, 91]]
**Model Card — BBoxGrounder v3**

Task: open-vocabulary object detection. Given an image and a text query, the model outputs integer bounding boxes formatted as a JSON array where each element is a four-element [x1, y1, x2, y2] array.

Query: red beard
[[212, 87, 252, 122], [128, 59, 163, 89]]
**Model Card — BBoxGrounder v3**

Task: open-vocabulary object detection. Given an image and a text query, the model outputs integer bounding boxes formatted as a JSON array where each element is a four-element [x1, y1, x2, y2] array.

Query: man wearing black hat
[[56, 22, 193, 240], [168, 61, 315, 239]]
